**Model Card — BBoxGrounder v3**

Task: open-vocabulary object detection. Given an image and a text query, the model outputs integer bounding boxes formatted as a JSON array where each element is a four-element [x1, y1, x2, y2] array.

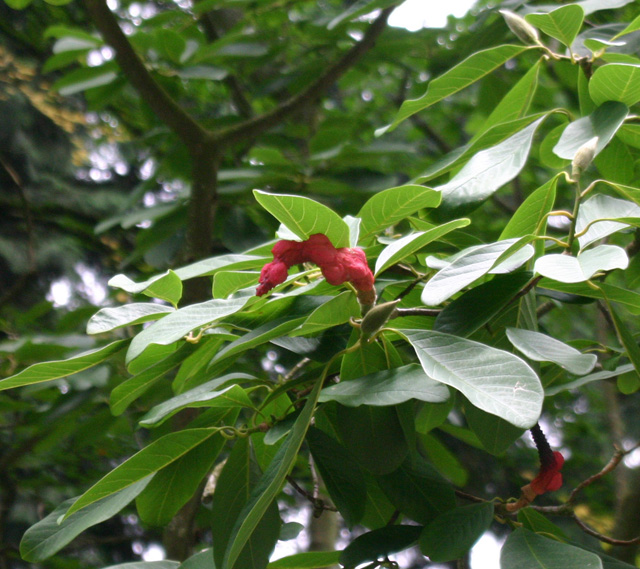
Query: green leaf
[[401, 329, 543, 429], [539, 280, 640, 314], [378, 45, 531, 134], [87, 303, 174, 334], [319, 364, 450, 407], [339, 525, 423, 569], [517, 509, 569, 541], [464, 403, 524, 456], [336, 404, 408, 475], [136, 408, 237, 526], [575, 194, 640, 250], [108, 270, 183, 307], [357, 185, 441, 241], [500, 528, 603, 569], [52, 65, 118, 96], [605, 302, 640, 379], [589, 64, 640, 106], [253, 190, 350, 248], [213, 271, 260, 298], [545, 363, 634, 396], [327, 0, 398, 29], [434, 272, 533, 338], [476, 59, 542, 136], [377, 458, 455, 524], [506, 328, 597, 375], [91, 562, 179, 569], [179, 550, 213, 569], [126, 297, 249, 364], [0, 340, 127, 392], [375, 219, 471, 275], [418, 432, 468, 486], [415, 398, 454, 434], [307, 427, 366, 528], [437, 117, 545, 213], [612, 14, 640, 39], [175, 254, 267, 281], [110, 343, 197, 416], [222, 379, 323, 569], [291, 292, 360, 337], [553, 101, 628, 160], [419, 502, 494, 562], [500, 177, 558, 240], [211, 437, 281, 569], [525, 5, 584, 48], [268, 551, 341, 569], [534, 245, 628, 283], [20, 478, 150, 562], [4, 0, 33, 9], [64, 428, 223, 519], [139, 373, 255, 427], [421, 239, 532, 306]]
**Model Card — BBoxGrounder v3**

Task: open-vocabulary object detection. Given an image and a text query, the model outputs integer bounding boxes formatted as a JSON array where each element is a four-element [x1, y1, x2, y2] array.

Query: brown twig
[[393, 307, 441, 318], [286, 475, 337, 513], [572, 514, 640, 546]]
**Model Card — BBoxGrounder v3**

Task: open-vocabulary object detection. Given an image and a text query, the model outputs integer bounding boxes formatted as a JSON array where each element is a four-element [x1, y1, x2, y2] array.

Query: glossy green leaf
[[377, 458, 455, 524], [87, 303, 174, 335], [136, 409, 237, 526], [64, 428, 223, 518], [375, 219, 470, 275], [319, 364, 450, 407], [500, 528, 603, 569], [525, 5, 584, 48], [378, 45, 531, 134], [179, 550, 212, 569], [401, 329, 543, 428], [539, 280, 640, 314], [126, 297, 249, 364], [464, 403, 524, 456], [477, 59, 542, 135], [421, 239, 531, 306], [172, 336, 229, 392], [418, 432, 468, 486], [613, 14, 640, 38], [253, 190, 349, 248], [434, 272, 533, 338], [534, 245, 628, 283], [590, 64, 640, 106], [506, 328, 597, 375], [500, 177, 558, 240], [553, 101, 628, 159], [518, 509, 569, 541], [268, 551, 341, 569], [419, 502, 494, 562], [290, 292, 360, 337], [4, 0, 33, 8], [110, 343, 197, 416], [437, 118, 545, 213], [213, 271, 260, 298], [108, 270, 183, 306], [222, 379, 323, 569], [415, 398, 454, 434], [0, 340, 127, 392], [358, 185, 441, 241], [339, 525, 423, 569], [307, 427, 366, 528], [20, 478, 151, 562], [139, 373, 255, 427], [211, 437, 281, 569], [175, 254, 267, 281], [575, 194, 640, 249]]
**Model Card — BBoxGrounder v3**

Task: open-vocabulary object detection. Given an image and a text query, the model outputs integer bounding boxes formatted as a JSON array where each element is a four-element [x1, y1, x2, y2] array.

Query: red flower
[[530, 450, 564, 495], [256, 234, 375, 301]]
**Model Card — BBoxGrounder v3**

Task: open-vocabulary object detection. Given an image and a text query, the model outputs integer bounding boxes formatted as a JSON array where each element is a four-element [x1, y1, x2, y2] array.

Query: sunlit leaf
[[525, 5, 584, 48], [589, 64, 640, 106], [87, 303, 174, 335], [534, 245, 628, 283]]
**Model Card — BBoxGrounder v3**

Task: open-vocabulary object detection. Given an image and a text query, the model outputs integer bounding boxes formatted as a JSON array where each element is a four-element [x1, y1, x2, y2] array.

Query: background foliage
[[1, 1, 640, 568]]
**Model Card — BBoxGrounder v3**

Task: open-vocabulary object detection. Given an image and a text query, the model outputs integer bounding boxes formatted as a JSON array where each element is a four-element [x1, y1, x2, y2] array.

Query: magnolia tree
[[2, 1, 640, 569]]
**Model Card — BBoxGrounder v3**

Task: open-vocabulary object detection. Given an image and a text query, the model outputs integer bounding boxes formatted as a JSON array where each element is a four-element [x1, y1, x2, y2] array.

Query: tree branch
[[82, 0, 209, 150], [216, 6, 397, 146]]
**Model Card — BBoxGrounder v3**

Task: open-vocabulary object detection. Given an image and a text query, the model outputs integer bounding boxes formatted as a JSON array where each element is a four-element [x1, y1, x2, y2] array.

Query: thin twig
[[393, 307, 441, 318], [286, 476, 338, 513], [572, 514, 640, 546]]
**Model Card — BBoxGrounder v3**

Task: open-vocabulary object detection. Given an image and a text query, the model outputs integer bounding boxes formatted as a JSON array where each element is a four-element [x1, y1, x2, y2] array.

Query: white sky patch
[[389, 0, 477, 30], [471, 531, 504, 569]]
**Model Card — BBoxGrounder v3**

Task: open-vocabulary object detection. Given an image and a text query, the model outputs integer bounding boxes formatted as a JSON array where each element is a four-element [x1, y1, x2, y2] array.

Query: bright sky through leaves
[[390, 0, 477, 30]]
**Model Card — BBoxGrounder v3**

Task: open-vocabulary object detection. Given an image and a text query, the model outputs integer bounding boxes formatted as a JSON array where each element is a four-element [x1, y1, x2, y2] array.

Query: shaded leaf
[[500, 177, 558, 240], [419, 502, 494, 562], [465, 403, 524, 456], [20, 478, 151, 562], [339, 525, 423, 569], [268, 551, 340, 569], [500, 528, 602, 569]]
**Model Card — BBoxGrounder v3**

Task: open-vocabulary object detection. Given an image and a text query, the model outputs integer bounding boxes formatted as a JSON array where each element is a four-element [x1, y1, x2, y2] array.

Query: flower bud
[[571, 136, 598, 180], [360, 300, 400, 341], [499, 10, 540, 45]]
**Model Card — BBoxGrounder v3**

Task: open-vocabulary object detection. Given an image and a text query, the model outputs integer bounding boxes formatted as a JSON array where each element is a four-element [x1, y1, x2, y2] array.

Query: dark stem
[[530, 422, 555, 469]]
